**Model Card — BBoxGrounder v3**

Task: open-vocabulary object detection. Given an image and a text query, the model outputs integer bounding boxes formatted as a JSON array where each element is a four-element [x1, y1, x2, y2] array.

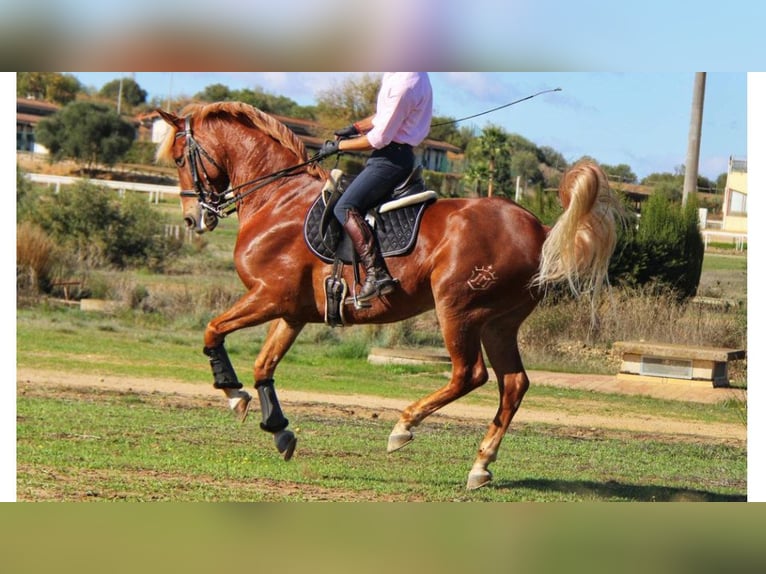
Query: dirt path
[[17, 367, 746, 444]]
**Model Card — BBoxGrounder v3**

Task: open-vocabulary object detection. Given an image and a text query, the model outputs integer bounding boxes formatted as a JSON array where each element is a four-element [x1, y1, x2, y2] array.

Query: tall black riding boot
[[342, 209, 397, 302]]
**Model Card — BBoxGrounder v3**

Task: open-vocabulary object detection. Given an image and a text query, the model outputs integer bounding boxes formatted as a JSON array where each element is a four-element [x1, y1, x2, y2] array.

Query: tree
[[538, 146, 567, 171], [235, 87, 315, 119], [196, 83, 234, 102], [194, 84, 315, 119], [465, 124, 512, 197], [715, 172, 728, 192], [511, 150, 542, 189], [17, 72, 82, 105], [315, 73, 382, 133], [641, 172, 684, 202], [35, 102, 136, 172], [601, 163, 637, 184], [428, 117, 474, 150], [99, 77, 148, 109]]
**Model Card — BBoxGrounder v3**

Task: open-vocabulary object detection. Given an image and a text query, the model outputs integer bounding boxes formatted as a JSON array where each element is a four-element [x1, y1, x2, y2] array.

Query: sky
[[71, 71, 747, 181]]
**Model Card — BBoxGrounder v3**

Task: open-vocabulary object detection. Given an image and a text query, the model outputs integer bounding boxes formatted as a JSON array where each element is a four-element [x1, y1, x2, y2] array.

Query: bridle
[[175, 115, 326, 226], [176, 116, 232, 219]]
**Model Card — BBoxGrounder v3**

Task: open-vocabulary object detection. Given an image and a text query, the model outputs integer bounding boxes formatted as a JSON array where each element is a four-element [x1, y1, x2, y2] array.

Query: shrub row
[[609, 192, 704, 299], [17, 170, 185, 297]]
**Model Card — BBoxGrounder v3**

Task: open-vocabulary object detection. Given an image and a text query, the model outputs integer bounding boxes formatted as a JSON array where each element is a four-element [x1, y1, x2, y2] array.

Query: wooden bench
[[367, 347, 451, 366], [613, 341, 746, 388]]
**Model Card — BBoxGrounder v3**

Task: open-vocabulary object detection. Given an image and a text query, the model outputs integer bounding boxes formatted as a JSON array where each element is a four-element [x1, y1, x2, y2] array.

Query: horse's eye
[[174, 156, 185, 167]]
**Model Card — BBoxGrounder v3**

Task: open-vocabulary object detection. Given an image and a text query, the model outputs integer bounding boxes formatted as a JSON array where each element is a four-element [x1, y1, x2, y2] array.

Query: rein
[[177, 116, 323, 219]]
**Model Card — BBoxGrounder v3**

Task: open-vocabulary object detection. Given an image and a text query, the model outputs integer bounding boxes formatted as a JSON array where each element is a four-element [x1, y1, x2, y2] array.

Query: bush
[[610, 192, 704, 299], [123, 141, 159, 165], [17, 222, 56, 294], [16, 222, 82, 298], [22, 181, 184, 271]]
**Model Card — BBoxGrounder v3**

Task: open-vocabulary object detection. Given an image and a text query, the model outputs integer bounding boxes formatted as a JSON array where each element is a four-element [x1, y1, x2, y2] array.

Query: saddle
[[303, 166, 438, 325]]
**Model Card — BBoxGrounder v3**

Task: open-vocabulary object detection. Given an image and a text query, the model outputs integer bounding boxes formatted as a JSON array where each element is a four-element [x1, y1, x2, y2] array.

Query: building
[[16, 98, 60, 153], [722, 156, 747, 234]]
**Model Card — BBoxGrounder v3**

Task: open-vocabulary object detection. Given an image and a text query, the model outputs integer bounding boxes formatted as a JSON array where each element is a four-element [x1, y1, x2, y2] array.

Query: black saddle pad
[[303, 195, 435, 265]]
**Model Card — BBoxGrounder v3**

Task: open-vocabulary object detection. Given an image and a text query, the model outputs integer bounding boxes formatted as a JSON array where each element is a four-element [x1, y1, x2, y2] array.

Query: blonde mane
[[156, 101, 326, 180]]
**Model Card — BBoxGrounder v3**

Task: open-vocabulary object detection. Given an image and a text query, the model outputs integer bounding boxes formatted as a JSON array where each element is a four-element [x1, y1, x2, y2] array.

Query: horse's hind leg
[[387, 319, 488, 452], [466, 316, 530, 490]]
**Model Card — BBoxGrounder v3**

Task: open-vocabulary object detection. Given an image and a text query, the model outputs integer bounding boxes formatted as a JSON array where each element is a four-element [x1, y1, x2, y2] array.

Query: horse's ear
[[157, 109, 184, 130]]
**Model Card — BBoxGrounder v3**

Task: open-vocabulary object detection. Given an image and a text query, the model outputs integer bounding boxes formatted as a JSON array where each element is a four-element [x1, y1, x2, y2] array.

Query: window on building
[[728, 190, 747, 215]]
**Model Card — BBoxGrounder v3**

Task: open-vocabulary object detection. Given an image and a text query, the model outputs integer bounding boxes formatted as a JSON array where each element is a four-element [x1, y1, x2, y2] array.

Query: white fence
[[702, 230, 747, 252], [26, 173, 179, 204]]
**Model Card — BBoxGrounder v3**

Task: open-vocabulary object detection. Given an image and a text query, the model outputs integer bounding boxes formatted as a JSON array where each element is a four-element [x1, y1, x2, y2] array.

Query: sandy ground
[[16, 367, 746, 444]]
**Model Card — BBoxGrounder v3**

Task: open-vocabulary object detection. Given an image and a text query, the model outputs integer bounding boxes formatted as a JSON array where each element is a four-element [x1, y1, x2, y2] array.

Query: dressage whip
[[430, 87, 562, 128], [194, 87, 563, 218]]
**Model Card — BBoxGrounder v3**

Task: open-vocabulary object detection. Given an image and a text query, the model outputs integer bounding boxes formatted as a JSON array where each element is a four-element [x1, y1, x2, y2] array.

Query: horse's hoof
[[387, 431, 414, 453], [227, 391, 252, 424], [466, 469, 492, 490], [233, 395, 251, 424], [274, 429, 297, 461]]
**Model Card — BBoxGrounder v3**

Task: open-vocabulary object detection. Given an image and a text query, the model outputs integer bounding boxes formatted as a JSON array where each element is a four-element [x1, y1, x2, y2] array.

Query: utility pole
[[117, 76, 123, 115], [682, 72, 706, 207]]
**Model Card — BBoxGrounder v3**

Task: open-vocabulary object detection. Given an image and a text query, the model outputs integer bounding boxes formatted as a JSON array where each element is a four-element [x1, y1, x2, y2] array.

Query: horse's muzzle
[[184, 206, 219, 234]]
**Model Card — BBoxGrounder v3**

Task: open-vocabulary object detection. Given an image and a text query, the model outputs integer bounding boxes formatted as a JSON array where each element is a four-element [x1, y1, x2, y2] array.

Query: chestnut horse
[[157, 102, 621, 490]]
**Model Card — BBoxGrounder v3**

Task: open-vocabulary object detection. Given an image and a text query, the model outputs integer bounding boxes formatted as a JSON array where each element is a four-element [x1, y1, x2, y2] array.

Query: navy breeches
[[334, 143, 414, 222]]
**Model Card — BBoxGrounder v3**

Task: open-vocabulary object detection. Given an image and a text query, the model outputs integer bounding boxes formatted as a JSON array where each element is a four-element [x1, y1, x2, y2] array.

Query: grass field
[[16, 303, 747, 501], [16, 383, 745, 502]]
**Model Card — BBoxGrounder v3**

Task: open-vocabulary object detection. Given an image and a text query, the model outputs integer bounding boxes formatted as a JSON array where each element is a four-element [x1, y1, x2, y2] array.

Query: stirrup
[[356, 276, 398, 303]]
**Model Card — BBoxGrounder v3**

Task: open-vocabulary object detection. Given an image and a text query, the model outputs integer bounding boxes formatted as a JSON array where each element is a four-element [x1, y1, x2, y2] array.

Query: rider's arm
[[351, 115, 375, 134], [338, 134, 374, 153]]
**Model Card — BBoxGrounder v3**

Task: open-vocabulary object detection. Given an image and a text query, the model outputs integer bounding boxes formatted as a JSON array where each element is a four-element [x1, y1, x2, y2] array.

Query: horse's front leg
[[202, 290, 267, 422], [250, 318, 305, 460], [201, 290, 304, 460]]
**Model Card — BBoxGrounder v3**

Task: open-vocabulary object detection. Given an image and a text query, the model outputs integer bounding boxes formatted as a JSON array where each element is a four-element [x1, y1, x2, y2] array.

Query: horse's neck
[[236, 170, 319, 219]]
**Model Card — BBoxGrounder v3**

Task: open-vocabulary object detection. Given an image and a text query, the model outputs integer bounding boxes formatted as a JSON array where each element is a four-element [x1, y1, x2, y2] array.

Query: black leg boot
[[342, 209, 398, 302]]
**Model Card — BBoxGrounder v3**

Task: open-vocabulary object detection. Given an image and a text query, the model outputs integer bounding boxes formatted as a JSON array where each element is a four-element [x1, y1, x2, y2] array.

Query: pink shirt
[[367, 72, 433, 149]]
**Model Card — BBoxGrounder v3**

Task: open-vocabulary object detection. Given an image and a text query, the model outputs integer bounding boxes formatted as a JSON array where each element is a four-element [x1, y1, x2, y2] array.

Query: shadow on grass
[[495, 478, 746, 502]]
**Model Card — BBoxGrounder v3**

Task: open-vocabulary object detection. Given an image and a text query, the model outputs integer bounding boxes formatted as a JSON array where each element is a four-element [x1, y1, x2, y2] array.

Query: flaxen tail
[[533, 161, 624, 303]]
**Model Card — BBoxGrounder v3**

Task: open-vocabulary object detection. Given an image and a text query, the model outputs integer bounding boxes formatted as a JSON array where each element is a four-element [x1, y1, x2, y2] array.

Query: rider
[[317, 72, 433, 302]]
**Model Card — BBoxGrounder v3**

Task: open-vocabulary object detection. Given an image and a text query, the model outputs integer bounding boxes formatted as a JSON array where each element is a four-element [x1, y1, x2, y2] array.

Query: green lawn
[[16, 385, 745, 502], [15, 303, 747, 501]]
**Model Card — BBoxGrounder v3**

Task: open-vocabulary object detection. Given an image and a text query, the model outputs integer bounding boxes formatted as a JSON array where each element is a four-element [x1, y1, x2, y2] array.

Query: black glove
[[334, 124, 360, 139], [317, 140, 341, 159]]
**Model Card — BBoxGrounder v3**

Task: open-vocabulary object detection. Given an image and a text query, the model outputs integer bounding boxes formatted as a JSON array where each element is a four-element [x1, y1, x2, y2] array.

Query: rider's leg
[[333, 144, 413, 301], [341, 207, 397, 301]]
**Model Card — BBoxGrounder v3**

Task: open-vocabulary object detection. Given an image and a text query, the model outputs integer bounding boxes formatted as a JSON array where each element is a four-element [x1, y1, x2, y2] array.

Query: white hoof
[[466, 469, 492, 490], [226, 390, 252, 423], [387, 430, 414, 453]]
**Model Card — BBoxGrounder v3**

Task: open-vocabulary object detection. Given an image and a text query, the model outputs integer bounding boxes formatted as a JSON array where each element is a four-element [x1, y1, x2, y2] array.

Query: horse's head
[[157, 108, 230, 234]]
